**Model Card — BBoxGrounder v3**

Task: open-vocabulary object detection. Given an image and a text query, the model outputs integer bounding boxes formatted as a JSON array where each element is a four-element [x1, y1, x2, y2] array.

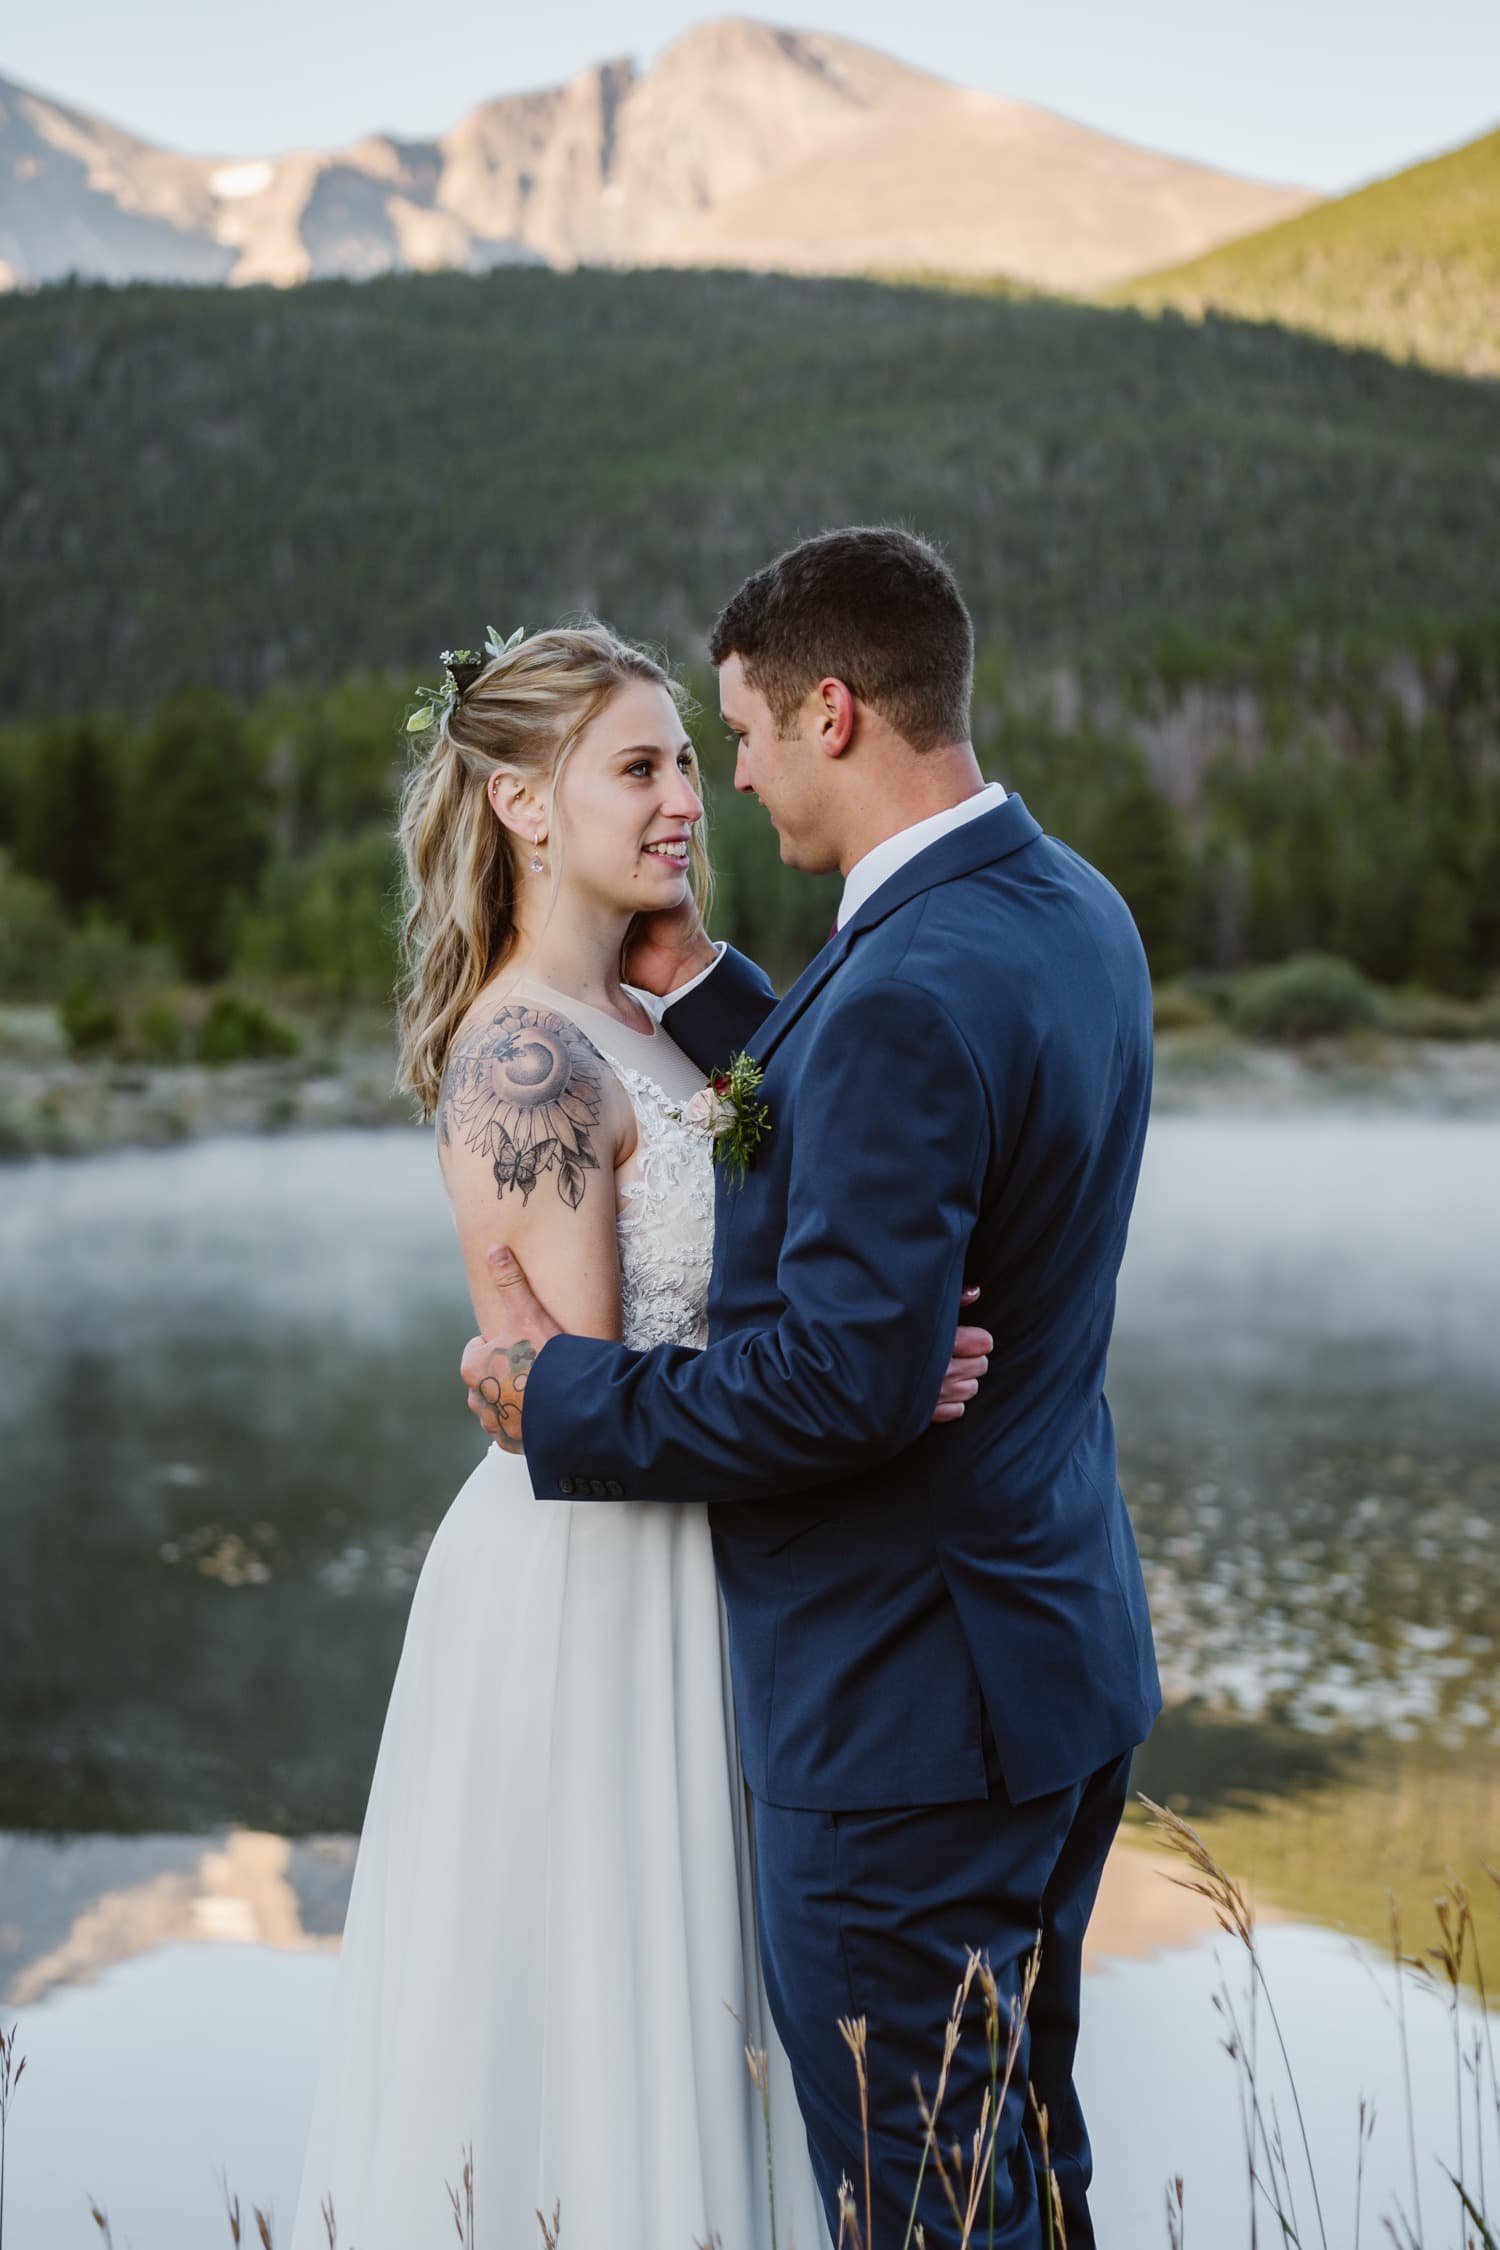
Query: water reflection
[[1, 1117, 1496, 1842], [1, 1114, 1497, 2243], [0, 1822, 1231, 2016], [0, 1829, 347, 2006]]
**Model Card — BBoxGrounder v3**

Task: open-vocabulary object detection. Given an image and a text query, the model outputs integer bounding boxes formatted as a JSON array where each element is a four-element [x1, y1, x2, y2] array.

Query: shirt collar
[[836, 783, 1008, 930]]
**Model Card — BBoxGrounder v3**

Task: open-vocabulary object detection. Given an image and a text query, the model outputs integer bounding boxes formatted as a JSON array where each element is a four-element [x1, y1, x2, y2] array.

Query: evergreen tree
[[14, 716, 130, 915], [128, 692, 270, 979], [1090, 778, 1189, 980]]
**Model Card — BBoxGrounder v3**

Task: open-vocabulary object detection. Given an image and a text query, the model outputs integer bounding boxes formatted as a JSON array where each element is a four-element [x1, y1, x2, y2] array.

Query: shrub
[[0, 852, 67, 998], [1228, 952, 1388, 1041], [196, 993, 301, 1065], [1152, 982, 1217, 1034], [133, 995, 186, 1062], [59, 982, 122, 1054], [57, 915, 171, 1000], [1385, 984, 1488, 1040]]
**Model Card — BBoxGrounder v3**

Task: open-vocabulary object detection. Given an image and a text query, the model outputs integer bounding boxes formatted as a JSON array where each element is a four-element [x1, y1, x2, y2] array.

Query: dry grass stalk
[[906, 1951, 980, 2248], [835, 2171, 862, 2250], [1430, 1876, 1477, 2244], [218, 2166, 243, 2244], [1441, 2169, 1500, 2250], [536, 2198, 561, 2248], [1387, 1894, 1425, 2249], [727, 1999, 779, 2250], [1165, 2174, 1186, 2250], [253, 2205, 275, 2248], [87, 2201, 113, 2247], [747, 2043, 778, 2250], [446, 2145, 475, 2247], [1027, 2091, 1067, 2250], [838, 2016, 874, 2250], [908, 1941, 1039, 2250], [961, 1943, 1041, 2249], [1353, 2097, 1376, 2250], [1469, 2029, 1488, 2218], [1143, 1795, 1327, 2250], [0, 2019, 25, 2250]]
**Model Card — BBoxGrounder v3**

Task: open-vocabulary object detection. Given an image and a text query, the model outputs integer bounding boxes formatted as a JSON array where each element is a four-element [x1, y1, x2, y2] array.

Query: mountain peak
[[0, 27, 1319, 294]]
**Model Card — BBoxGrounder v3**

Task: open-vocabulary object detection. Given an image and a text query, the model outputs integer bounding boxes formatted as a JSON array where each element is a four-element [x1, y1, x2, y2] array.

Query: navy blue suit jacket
[[524, 795, 1161, 1809]]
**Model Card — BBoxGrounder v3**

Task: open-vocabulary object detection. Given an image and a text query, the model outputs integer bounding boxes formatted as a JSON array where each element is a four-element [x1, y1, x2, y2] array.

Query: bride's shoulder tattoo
[[439, 1003, 607, 1211]]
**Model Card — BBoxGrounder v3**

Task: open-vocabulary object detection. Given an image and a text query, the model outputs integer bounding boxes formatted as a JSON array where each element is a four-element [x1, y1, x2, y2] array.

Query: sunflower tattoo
[[439, 1005, 604, 1209]]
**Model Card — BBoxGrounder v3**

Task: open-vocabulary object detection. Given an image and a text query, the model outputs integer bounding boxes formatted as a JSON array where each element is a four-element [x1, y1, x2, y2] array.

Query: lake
[[1, 1113, 1498, 2247]]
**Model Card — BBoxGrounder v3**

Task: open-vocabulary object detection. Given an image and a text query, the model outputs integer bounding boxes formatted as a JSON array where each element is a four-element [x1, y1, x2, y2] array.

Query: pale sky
[[7, 0, 1499, 194]]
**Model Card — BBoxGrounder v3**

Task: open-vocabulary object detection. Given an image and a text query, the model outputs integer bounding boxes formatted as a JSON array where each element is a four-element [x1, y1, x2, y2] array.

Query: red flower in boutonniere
[[678, 1051, 772, 1188]]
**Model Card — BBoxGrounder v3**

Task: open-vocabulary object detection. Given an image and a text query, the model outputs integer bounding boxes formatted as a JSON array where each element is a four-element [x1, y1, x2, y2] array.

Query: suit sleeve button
[[606, 1479, 624, 1498], [558, 1475, 575, 1496], [590, 1477, 608, 1497]]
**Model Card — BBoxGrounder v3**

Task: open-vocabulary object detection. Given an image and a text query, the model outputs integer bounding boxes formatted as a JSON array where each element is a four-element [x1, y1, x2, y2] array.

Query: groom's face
[[718, 653, 840, 875]]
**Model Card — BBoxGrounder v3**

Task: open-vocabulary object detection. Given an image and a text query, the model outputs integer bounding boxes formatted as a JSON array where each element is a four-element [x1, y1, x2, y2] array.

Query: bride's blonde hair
[[396, 623, 711, 1117]]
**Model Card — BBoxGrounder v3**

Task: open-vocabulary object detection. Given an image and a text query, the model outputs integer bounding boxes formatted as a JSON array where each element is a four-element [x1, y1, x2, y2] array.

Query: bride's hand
[[932, 1287, 992, 1425], [461, 1247, 562, 1451], [622, 900, 718, 999]]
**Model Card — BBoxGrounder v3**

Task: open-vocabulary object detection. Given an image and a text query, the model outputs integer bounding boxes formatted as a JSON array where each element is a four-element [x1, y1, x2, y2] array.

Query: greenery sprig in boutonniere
[[680, 1051, 771, 1189], [406, 624, 527, 734]]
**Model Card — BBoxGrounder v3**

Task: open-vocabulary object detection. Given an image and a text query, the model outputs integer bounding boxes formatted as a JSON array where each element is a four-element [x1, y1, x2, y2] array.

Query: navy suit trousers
[[751, 1745, 1132, 2248]]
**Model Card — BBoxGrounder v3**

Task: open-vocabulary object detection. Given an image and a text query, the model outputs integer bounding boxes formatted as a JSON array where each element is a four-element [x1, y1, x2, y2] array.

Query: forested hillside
[[1116, 126, 1500, 379], [3, 263, 1498, 1049], [3, 264, 1499, 718]]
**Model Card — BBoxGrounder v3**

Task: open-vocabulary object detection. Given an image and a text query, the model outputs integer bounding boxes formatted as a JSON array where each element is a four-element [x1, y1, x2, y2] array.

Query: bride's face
[[550, 680, 704, 914]]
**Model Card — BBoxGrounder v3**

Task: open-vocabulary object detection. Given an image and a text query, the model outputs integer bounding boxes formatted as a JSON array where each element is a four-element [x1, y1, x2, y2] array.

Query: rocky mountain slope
[[0, 20, 1316, 294]]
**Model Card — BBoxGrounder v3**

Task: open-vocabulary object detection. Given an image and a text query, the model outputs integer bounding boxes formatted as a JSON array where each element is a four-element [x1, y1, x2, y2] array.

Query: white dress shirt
[[659, 781, 1008, 1015], [836, 782, 1008, 929]]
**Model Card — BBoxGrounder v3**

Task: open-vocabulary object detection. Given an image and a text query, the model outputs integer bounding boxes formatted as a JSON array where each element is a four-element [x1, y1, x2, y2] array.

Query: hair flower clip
[[405, 626, 529, 735]]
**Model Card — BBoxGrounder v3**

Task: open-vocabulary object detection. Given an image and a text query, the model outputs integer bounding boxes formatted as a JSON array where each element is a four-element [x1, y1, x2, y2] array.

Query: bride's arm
[[438, 1000, 633, 1347]]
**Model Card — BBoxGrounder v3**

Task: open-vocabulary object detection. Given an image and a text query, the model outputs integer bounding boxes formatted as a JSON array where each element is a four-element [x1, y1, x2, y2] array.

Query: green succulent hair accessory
[[406, 624, 528, 735]]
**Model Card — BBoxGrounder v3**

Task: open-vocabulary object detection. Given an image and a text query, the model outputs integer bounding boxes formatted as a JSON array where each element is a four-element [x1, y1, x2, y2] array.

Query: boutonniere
[[678, 1051, 771, 1188]]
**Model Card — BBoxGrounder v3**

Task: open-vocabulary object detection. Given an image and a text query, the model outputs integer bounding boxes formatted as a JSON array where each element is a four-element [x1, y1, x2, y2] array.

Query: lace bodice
[[610, 1062, 716, 1352]]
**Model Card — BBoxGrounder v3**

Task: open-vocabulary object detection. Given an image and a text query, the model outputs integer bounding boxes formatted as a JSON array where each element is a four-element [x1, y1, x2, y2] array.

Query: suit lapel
[[750, 793, 1043, 1069]]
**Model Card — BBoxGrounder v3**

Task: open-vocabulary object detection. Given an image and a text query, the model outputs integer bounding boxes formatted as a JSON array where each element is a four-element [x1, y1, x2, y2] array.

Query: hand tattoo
[[475, 1338, 536, 1452], [440, 1005, 604, 1209]]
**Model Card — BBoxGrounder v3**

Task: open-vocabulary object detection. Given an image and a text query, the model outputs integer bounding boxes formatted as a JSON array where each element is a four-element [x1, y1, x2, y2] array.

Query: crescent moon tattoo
[[439, 1004, 605, 1210]]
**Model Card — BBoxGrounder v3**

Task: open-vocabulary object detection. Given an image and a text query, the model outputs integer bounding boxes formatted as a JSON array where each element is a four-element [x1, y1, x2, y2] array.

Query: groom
[[465, 527, 1160, 2246]]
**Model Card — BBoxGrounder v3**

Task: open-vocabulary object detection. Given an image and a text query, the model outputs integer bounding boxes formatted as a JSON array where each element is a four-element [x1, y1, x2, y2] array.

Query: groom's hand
[[623, 898, 718, 999], [463, 1262, 990, 1449], [460, 1247, 562, 1452], [933, 1285, 992, 1425]]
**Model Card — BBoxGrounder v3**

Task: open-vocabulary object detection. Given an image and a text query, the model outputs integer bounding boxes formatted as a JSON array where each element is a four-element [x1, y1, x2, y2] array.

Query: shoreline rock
[[0, 1050, 417, 1162], [3, 1032, 1500, 1164]]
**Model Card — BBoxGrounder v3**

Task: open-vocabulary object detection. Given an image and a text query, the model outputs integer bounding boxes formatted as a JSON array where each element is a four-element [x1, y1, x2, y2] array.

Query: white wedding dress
[[291, 998, 830, 2250]]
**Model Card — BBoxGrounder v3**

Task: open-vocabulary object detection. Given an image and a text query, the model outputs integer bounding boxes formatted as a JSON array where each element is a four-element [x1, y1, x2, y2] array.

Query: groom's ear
[[815, 678, 857, 759]]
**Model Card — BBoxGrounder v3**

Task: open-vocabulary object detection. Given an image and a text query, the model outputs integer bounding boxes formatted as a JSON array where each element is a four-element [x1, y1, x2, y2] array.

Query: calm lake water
[[1, 1113, 1498, 2247]]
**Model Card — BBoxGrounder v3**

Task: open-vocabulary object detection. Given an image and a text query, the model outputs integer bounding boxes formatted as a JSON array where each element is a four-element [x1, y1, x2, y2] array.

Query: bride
[[290, 624, 968, 2249]]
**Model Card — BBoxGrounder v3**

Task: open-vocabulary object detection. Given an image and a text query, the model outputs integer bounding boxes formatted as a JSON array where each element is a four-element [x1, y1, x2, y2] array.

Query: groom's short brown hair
[[708, 526, 973, 752]]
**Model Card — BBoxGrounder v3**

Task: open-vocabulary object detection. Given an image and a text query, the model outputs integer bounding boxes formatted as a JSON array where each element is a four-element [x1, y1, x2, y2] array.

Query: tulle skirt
[[290, 1441, 828, 2250]]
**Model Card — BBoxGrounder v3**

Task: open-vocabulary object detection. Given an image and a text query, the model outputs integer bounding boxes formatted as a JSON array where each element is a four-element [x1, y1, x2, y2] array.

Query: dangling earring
[[528, 832, 546, 876]]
